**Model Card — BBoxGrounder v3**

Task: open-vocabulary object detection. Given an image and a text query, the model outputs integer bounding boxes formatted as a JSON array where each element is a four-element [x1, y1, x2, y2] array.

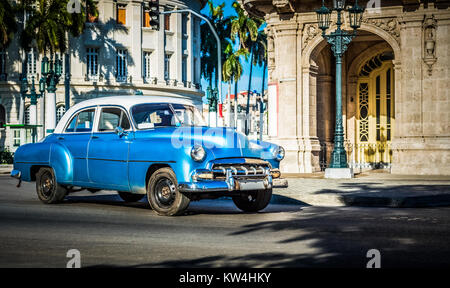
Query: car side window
[[65, 109, 95, 133], [98, 107, 131, 132]]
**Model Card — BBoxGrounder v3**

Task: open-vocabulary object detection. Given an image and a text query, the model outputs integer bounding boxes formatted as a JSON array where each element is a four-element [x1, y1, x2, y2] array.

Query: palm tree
[[18, 0, 98, 132], [254, 32, 268, 140], [230, 1, 264, 135], [19, 0, 98, 55], [222, 43, 249, 127], [201, 1, 233, 92], [245, 30, 267, 136], [230, 2, 259, 50], [0, 0, 17, 49]]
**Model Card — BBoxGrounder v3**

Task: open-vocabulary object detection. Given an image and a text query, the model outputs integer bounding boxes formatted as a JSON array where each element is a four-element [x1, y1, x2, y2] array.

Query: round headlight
[[274, 146, 285, 162], [191, 145, 206, 162]]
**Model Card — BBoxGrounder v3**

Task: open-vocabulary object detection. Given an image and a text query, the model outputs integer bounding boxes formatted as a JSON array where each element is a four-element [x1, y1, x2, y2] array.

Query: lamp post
[[20, 75, 45, 142], [41, 54, 63, 135], [207, 86, 218, 127], [316, 0, 364, 172]]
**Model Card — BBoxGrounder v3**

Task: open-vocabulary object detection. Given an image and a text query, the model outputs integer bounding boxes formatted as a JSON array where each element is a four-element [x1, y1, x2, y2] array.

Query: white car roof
[[54, 95, 196, 133]]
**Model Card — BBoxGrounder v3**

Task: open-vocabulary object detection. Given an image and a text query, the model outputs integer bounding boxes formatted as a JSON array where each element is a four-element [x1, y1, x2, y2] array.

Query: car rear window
[[65, 109, 95, 133]]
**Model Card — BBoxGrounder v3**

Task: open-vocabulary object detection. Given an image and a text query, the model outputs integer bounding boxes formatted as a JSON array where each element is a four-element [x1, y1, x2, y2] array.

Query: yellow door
[[357, 62, 394, 167]]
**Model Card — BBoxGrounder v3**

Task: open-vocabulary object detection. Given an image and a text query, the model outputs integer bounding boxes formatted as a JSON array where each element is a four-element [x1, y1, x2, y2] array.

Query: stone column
[[392, 6, 450, 175], [45, 88, 56, 134], [130, 1, 142, 84], [317, 74, 334, 167], [157, 6, 166, 85], [266, 16, 322, 173], [266, 21, 300, 172]]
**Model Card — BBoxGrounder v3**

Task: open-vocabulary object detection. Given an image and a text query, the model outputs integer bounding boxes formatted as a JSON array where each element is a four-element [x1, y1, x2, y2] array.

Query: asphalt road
[[0, 175, 449, 268]]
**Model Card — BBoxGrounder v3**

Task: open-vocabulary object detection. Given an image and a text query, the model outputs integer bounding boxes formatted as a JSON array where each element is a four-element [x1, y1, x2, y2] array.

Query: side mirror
[[114, 126, 128, 137]]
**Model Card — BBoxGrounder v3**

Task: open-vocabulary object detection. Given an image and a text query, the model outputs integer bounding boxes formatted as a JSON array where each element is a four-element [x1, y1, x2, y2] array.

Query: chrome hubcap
[[155, 178, 176, 208]]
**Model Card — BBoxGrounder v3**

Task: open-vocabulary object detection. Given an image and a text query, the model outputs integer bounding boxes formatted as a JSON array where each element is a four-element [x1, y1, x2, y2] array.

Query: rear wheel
[[36, 167, 67, 204], [147, 168, 190, 216], [232, 189, 272, 212], [118, 191, 145, 202]]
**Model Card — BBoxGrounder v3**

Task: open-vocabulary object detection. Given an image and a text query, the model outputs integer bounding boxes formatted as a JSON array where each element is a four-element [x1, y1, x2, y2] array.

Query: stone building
[[0, 0, 205, 151], [240, 0, 450, 175]]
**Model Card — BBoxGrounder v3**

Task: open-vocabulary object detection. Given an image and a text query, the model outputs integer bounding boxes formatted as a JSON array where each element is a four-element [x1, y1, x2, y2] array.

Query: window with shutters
[[164, 14, 171, 31], [117, 4, 126, 25], [143, 9, 150, 27], [27, 48, 38, 77], [116, 49, 128, 82], [143, 51, 152, 81], [86, 48, 99, 81], [164, 54, 171, 81]]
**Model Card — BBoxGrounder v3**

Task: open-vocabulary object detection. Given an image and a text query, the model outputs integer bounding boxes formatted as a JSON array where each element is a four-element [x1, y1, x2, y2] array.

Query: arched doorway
[[356, 52, 395, 168], [308, 28, 398, 171]]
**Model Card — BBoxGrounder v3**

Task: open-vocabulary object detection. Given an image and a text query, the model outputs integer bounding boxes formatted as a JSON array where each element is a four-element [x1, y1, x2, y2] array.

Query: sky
[[199, 0, 268, 103]]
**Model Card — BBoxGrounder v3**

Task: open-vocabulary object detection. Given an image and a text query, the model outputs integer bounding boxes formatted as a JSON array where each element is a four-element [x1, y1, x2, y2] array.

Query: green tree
[[19, 0, 98, 54], [245, 30, 267, 135], [0, 0, 17, 49], [230, 1, 265, 135], [222, 43, 249, 126], [201, 0, 233, 92]]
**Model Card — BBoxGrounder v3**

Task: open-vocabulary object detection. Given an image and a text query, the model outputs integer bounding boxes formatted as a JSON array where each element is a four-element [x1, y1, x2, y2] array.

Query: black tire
[[147, 168, 190, 216], [36, 167, 67, 204], [118, 191, 145, 202], [232, 189, 272, 212]]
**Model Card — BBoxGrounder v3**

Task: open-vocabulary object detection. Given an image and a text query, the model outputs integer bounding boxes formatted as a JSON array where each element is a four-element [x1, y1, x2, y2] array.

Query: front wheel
[[36, 167, 67, 204], [147, 168, 190, 216], [118, 191, 145, 202], [232, 189, 272, 212]]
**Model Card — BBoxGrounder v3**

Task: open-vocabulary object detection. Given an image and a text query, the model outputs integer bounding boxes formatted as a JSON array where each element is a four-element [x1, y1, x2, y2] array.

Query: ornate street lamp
[[316, 0, 364, 170], [19, 75, 44, 142], [41, 56, 49, 76], [39, 54, 63, 134]]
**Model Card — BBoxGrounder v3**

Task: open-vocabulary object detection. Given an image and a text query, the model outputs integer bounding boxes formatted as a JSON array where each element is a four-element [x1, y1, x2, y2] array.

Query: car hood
[[136, 126, 276, 160]]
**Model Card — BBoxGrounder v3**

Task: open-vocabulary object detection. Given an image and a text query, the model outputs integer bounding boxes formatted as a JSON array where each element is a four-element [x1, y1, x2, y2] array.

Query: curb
[[341, 194, 450, 208], [271, 191, 450, 208]]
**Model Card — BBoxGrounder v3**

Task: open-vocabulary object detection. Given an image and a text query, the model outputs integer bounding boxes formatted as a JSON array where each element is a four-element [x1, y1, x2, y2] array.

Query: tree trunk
[[259, 61, 267, 141], [245, 47, 254, 136], [234, 79, 238, 129], [226, 82, 231, 127]]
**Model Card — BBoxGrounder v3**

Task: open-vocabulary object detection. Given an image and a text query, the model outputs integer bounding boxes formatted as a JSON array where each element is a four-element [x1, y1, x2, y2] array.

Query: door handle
[[91, 136, 99, 139], [57, 136, 64, 140]]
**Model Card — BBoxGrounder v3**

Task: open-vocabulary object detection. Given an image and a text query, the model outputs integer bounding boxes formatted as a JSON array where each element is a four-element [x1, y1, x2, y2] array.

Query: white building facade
[[0, 0, 206, 151]]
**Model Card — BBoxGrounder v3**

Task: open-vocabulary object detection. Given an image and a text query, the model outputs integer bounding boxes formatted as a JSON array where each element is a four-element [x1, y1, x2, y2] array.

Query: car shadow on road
[[313, 183, 450, 207], [63, 194, 305, 215], [87, 206, 450, 268]]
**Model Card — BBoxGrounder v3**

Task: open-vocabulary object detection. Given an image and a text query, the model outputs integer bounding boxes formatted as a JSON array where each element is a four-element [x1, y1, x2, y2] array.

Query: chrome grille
[[212, 163, 270, 179]]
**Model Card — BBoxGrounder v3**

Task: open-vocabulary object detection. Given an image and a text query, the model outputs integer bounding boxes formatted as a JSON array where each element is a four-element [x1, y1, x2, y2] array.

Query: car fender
[[49, 142, 74, 184], [13, 142, 51, 181]]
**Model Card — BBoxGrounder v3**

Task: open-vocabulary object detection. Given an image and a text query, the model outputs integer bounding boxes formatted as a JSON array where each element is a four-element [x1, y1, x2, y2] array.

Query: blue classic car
[[11, 96, 286, 216]]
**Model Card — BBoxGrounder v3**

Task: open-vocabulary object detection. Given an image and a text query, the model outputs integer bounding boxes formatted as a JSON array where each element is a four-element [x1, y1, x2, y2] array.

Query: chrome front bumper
[[11, 170, 22, 188], [179, 167, 287, 193], [11, 170, 21, 179]]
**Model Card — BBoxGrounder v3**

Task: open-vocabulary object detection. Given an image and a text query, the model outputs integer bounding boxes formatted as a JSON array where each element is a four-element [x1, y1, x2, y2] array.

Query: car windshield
[[132, 103, 206, 129]]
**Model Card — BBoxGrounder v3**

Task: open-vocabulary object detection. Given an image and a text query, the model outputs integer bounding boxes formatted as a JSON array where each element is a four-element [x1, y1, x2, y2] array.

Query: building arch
[[302, 22, 401, 69], [348, 42, 393, 80]]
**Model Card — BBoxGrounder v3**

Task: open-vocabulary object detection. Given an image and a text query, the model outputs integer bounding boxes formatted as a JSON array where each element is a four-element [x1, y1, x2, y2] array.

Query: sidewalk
[[272, 171, 450, 208], [0, 165, 12, 175], [3, 164, 450, 208]]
